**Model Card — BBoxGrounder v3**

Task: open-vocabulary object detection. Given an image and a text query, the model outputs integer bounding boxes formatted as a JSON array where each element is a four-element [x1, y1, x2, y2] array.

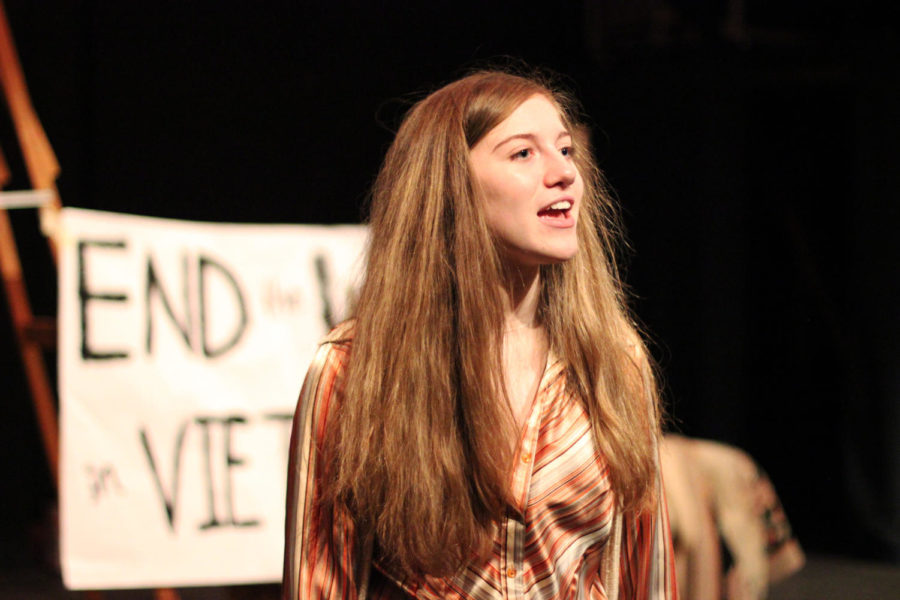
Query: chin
[[535, 247, 579, 266], [548, 252, 578, 264], [499, 241, 579, 269], [548, 243, 580, 263]]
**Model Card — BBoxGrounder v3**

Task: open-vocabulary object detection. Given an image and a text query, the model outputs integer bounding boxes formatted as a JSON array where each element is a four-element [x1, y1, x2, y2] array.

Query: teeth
[[548, 201, 572, 210]]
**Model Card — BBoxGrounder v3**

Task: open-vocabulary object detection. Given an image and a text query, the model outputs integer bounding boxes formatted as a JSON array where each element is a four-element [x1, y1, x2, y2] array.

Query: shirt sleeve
[[617, 456, 679, 600], [282, 336, 369, 600]]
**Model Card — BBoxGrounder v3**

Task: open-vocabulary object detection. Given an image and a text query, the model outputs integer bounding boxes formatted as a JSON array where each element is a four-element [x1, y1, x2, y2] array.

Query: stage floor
[[1, 555, 898, 599]]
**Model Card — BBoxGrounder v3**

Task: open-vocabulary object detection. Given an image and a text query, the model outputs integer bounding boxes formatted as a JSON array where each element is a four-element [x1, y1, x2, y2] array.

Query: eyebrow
[[492, 130, 572, 152]]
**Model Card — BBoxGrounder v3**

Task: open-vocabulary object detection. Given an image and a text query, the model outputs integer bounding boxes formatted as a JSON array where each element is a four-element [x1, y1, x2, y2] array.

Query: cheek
[[482, 176, 529, 217], [479, 187, 507, 236], [573, 177, 586, 214], [574, 172, 586, 197]]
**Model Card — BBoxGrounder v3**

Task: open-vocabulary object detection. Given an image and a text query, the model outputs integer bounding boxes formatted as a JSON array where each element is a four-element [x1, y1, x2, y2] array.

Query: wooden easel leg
[[0, 210, 59, 483]]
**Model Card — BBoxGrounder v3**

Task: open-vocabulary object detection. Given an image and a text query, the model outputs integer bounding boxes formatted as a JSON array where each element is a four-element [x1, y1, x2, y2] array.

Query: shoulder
[[297, 321, 356, 438], [322, 319, 356, 346], [304, 320, 355, 390], [309, 320, 355, 372]]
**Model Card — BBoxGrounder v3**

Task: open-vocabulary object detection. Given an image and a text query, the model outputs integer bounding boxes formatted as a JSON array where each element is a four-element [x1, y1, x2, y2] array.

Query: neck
[[499, 263, 541, 332]]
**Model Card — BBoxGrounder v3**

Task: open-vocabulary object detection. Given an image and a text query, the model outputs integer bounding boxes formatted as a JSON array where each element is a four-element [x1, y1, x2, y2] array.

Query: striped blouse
[[284, 323, 677, 600]]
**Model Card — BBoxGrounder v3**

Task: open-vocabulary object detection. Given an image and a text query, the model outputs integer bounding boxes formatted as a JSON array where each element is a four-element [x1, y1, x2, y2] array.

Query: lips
[[537, 199, 575, 228], [538, 199, 572, 216]]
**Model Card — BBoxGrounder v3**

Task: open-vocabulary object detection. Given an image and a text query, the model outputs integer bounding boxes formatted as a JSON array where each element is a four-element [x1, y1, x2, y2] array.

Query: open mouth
[[537, 200, 574, 224]]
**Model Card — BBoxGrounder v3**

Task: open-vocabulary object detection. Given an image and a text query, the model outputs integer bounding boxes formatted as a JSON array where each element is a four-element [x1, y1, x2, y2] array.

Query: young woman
[[283, 70, 677, 600]]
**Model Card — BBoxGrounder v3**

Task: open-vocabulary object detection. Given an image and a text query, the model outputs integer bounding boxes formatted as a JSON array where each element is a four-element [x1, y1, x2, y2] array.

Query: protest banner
[[58, 208, 367, 589]]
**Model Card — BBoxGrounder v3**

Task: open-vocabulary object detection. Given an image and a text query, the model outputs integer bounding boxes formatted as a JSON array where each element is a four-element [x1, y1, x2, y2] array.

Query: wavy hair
[[321, 69, 661, 578]]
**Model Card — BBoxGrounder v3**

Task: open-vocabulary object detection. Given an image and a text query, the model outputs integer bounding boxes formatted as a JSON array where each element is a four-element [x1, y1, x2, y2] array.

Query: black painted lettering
[[194, 416, 222, 529], [139, 423, 189, 531], [78, 239, 129, 360], [264, 412, 294, 459], [85, 463, 124, 502], [198, 255, 248, 358], [222, 416, 259, 527], [195, 415, 260, 530], [314, 253, 334, 329], [145, 254, 193, 354]]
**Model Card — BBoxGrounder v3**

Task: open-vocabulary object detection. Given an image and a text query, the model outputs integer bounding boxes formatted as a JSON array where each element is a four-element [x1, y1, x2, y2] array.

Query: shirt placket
[[503, 378, 545, 599]]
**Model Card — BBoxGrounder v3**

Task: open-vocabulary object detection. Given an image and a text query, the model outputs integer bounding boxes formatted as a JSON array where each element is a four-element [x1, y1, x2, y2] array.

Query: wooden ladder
[[0, 2, 179, 598]]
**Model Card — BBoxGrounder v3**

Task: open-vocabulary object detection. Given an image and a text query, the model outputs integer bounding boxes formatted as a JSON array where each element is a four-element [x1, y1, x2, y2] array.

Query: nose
[[544, 151, 577, 189]]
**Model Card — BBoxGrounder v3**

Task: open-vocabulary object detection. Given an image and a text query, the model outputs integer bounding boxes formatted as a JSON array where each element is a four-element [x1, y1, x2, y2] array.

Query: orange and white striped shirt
[[284, 324, 677, 600]]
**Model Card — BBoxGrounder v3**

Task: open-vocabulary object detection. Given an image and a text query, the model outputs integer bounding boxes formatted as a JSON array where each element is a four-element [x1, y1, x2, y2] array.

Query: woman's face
[[469, 94, 583, 269]]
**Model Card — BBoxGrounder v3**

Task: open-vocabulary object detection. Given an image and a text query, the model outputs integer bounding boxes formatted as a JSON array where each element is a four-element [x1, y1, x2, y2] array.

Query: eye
[[512, 148, 532, 160], [560, 146, 575, 157]]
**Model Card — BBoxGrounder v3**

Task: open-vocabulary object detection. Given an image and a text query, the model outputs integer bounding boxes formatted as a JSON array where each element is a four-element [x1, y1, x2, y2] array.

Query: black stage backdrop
[[1, 0, 898, 568]]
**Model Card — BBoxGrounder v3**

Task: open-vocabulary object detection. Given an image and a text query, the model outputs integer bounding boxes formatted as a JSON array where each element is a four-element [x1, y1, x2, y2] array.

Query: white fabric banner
[[58, 208, 367, 589]]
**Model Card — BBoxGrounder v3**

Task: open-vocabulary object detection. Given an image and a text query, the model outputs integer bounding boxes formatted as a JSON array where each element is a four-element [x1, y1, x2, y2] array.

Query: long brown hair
[[321, 69, 661, 578]]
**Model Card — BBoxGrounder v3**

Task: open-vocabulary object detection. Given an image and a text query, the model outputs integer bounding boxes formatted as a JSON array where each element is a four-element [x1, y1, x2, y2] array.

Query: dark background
[[1, 0, 898, 574]]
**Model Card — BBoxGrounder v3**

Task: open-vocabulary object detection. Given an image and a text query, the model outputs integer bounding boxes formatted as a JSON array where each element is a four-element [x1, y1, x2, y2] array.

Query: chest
[[501, 329, 548, 426], [508, 369, 611, 519], [375, 372, 616, 599]]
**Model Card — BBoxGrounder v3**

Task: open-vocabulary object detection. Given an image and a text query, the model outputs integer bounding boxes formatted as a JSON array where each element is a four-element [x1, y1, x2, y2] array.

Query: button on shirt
[[284, 325, 677, 600]]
